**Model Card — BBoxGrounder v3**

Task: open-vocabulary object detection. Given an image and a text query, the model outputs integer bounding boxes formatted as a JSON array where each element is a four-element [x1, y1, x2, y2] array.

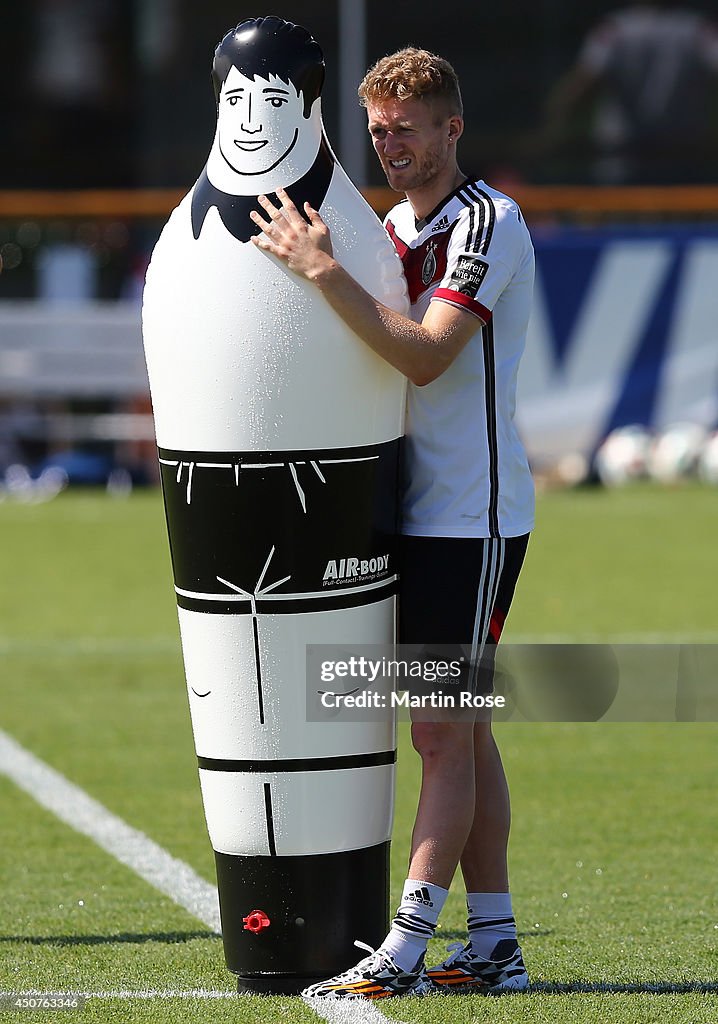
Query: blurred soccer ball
[[594, 425, 651, 487], [554, 452, 590, 486], [647, 423, 708, 483], [698, 431, 718, 485]]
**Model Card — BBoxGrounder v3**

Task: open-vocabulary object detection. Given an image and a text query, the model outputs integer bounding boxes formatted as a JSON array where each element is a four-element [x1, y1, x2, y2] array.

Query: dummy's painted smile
[[220, 127, 299, 175], [235, 139, 268, 151]]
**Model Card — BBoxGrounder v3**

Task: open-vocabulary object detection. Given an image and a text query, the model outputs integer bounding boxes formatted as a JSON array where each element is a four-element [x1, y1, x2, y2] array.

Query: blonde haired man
[[251, 47, 534, 999]]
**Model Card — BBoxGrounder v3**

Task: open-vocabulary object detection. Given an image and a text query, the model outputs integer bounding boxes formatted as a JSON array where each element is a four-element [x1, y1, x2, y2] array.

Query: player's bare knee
[[411, 720, 474, 764]]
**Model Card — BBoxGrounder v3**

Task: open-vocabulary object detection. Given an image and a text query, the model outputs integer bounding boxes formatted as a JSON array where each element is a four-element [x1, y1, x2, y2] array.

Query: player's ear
[[447, 115, 464, 144]]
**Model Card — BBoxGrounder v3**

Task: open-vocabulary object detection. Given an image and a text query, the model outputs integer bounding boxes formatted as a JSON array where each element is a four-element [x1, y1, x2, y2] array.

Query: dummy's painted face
[[218, 66, 305, 176]]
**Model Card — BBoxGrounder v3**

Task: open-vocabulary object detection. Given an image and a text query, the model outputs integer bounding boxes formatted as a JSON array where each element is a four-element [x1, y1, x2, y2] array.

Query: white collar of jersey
[[413, 177, 482, 232]]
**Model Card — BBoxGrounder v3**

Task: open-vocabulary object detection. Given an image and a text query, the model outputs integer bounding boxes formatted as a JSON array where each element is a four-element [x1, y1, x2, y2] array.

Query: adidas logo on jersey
[[431, 215, 450, 233], [405, 886, 434, 907]]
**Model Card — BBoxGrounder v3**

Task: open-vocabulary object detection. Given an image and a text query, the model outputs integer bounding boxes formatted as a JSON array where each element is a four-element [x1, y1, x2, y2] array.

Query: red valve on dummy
[[242, 910, 271, 934]]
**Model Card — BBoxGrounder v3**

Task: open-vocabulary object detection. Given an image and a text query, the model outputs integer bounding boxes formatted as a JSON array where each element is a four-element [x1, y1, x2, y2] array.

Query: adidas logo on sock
[[405, 886, 434, 907]]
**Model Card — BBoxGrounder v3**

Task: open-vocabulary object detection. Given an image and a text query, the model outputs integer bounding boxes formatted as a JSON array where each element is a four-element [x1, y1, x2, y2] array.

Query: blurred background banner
[[519, 225, 718, 468]]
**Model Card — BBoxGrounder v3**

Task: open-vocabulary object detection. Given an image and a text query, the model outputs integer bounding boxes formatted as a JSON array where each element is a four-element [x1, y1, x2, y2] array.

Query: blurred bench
[[0, 301, 154, 461]]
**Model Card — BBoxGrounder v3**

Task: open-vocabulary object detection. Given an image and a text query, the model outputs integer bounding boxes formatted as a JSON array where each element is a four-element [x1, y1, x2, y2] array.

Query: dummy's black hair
[[212, 16, 324, 118]]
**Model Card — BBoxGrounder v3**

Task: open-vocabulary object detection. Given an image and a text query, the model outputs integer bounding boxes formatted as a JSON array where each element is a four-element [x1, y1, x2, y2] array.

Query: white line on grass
[[304, 996, 399, 1024], [0, 728, 220, 933], [0, 732, 397, 1024]]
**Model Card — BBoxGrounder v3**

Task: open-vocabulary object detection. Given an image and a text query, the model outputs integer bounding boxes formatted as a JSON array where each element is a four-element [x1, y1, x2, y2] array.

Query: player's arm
[[250, 189, 479, 387]]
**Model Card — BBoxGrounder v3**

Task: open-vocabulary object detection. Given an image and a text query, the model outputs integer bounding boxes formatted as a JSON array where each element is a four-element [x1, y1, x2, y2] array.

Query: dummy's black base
[[215, 843, 390, 995], [235, 975, 327, 996]]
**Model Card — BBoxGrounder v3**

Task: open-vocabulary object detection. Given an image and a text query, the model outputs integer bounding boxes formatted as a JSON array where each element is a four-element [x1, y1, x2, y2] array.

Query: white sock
[[466, 891, 517, 959], [380, 879, 449, 971]]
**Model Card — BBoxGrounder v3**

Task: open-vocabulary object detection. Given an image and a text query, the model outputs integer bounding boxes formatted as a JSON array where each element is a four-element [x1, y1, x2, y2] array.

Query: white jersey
[[385, 178, 535, 538]]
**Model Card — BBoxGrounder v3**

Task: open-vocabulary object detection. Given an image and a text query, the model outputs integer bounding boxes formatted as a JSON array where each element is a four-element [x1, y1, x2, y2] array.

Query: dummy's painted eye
[[228, 96, 239, 106], [267, 96, 288, 108]]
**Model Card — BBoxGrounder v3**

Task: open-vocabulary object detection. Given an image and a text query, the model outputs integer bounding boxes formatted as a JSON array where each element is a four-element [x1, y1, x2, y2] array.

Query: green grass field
[[1, 484, 717, 1023]]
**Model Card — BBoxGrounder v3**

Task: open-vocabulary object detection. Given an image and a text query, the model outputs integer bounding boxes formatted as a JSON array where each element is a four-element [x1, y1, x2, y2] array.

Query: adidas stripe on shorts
[[398, 534, 529, 695]]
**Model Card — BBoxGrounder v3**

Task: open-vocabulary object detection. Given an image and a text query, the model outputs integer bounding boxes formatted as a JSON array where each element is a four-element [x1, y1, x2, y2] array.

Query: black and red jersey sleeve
[[431, 201, 520, 323]]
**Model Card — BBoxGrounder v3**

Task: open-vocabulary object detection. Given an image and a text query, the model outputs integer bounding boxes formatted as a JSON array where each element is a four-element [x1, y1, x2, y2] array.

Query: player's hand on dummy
[[251, 188, 334, 281]]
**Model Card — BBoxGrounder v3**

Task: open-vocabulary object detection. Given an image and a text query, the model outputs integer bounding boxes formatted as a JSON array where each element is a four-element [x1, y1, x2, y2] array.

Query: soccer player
[[250, 47, 534, 999], [542, 2, 718, 184]]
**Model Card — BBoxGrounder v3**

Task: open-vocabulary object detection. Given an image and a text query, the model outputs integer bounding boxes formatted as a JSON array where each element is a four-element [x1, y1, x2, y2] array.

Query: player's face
[[366, 97, 458, 193], [218, 66, 305, 176]]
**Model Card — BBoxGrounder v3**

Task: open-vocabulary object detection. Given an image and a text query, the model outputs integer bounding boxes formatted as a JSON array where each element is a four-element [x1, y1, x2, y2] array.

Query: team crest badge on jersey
[[448, 254, 489, 298], [421, 240, 439, 286]]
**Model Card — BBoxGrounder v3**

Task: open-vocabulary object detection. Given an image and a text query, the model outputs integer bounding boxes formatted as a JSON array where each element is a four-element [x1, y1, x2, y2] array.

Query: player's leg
[[406, 715, 477, 889], [380, 537, 504, 977], [362, 710, 477, 989], [460, 534, 528, 892], [427, 535, 530, 993], [430, 723, 527, 993], [461, 721, 510, 892]]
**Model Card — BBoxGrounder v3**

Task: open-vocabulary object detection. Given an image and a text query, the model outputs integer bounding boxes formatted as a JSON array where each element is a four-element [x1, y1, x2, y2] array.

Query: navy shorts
[[398, 534, 530, 695]]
